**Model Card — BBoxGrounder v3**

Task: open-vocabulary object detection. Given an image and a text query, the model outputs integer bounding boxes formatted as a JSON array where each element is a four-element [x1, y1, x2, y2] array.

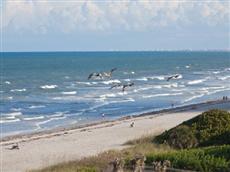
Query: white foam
[[124, 79, 131, 82], [62, 91, 77, 95], [187, 78, 208, 85], [76, 81, 96, 85], [3, 112, 22, 116], [184, 94, 205, 102], [29, 105, 46, 109], [102, 79, 121, 85], [162, 83, 178, 88], [123, 71, 135, 75], [143, 92, 182, 98], [213, 71, 221, 74], [218, 76, 230, 81], [224, 68, 230, 71], [100, 93, 117, 99], [40, 85, 58, 89], [7, 97, 13, 100], [136, 77, 148, 81], [10, 88, 26, 92], [10, 108, 22, 111], [23, 116, 45, 121], [5, 81, 11, 84], [0, 119, 20, 124], [185, 65, 190, 68]]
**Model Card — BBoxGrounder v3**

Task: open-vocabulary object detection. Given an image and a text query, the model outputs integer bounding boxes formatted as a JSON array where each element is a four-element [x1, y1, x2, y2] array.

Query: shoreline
[[1, 99, 229, 144], [1, 99, 230, 172]]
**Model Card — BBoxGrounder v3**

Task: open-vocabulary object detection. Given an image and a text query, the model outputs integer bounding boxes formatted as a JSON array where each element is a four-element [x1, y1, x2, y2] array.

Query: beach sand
[[1, 100, 230, 172]]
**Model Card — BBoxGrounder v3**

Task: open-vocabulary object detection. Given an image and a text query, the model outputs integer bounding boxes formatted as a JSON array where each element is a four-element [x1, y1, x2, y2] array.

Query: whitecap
[[10, 88, 26, 92], [124, 79, 131, 82], [184, 94, 205, 102], [29, 105, 46, 109], [185, 65, 190, 68], [5, 81, 11, 84], [23, 116, 45, 121], [40, 85, 58, 89], [3, 112, 22, 116], [136, 77, 148, 81], [218, 76, 230, 81], [143, 92, 182, 98], [61, 91, 77, 95], [10, 108, 22, 111], [187, 77, 209, 85], [100, 93, 117, 99], [213, 71, 221, 74], [0, 119, 20, 124], [101, 79, 121, 85]]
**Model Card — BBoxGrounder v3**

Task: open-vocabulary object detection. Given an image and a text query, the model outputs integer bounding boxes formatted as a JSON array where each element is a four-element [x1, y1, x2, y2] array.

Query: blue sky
[[1, 0, 229, 52]]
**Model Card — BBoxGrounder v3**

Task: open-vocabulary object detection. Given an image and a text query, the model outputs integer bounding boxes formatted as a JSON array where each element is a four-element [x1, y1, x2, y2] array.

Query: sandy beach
[[1, 100, 230, 172]]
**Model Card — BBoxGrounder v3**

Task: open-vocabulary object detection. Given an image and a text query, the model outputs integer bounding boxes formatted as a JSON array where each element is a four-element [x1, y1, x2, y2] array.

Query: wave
[[10, 88, 26, 92], [124, 79, 131, 82], [101, 79, 121, 85], [40, 85, 58, 89], [218, 76, 230, 81], [136, 77, 148, 81], [35, 116, 66, 127], [143, 92, 183, 98], [224, 68, 230, 71], [29, 105, 46, 109], [185, 65, 191, 68], [100, 93, 117, 99], [187, 78, 208, 85], [5, 81, 11, 84], [10, 108, 22, 111], [3, 112, 22, 116], [23, 116, 45, 121], [0, 119, 20, 124], [162, 83, 178, 88], [123, 71, 135, 75], [183, 94, 205, 103], [213, 71, 221, 74], [62, 91, 77, 95], [76, 81, 97, 86]]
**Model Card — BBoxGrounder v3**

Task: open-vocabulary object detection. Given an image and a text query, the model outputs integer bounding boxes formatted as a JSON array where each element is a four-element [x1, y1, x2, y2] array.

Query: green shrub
[[154, 109, 230, 148], [145, 145, 230, 172]]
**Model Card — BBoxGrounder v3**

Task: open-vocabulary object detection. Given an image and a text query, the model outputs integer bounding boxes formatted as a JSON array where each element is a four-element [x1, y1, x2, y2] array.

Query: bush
[[154, 109, 230, 148], [145, 145, 230, 172]]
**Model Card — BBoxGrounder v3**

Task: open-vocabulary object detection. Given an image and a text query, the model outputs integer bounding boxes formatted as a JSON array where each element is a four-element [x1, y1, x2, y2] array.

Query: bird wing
[[110, 68, 117, 73], [88, 73, 94, 80]]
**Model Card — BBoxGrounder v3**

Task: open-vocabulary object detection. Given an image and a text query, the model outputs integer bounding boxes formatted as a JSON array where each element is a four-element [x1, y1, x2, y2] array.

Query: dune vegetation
[[31, 109, 230, 172]]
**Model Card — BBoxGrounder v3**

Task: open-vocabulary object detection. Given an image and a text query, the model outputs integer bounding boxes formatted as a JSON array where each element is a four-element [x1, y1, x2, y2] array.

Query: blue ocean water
[[1, 51, 230, 137]]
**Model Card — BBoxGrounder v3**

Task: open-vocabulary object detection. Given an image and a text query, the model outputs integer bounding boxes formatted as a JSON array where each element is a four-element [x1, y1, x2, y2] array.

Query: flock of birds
[[88, 68, 181, 92]]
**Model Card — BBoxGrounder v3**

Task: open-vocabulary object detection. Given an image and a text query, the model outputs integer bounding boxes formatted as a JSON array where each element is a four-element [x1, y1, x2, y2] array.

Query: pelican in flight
[[110, 82, 134, 92], [88, 72, 103, 80], [88, 68, 117, 80], [166, 74, 180, 81], [102, 68, 117, 79]]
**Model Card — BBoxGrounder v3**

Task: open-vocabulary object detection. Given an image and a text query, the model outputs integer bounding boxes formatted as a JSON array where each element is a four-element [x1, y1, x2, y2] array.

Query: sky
[[1, 0, 230, 52]]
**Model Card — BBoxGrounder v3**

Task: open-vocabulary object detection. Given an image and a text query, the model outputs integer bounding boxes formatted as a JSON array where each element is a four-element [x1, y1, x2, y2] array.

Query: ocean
[[1, 51, 230, 137]]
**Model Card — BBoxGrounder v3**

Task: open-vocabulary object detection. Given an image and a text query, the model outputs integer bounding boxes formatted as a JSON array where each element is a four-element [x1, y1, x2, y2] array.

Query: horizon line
[[1, 49, 230, 53]]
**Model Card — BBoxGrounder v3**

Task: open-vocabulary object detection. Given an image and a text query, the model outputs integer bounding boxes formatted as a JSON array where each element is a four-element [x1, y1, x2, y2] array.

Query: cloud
[[1, 0, 229, 34]]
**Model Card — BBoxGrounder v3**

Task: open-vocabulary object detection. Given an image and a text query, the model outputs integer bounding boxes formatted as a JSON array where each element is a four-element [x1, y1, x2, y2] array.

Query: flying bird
[[166, 74, 180, 81], [122, 82, 134, 92], [102, 68, 117, 78], [88, 68, 117, 80], [88, 72, 103, 80]]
